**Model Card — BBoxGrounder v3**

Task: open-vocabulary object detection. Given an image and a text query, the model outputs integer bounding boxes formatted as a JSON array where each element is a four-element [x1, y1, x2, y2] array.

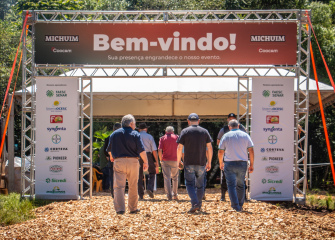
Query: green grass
[[306, 194, 335, 210], [0, 193, 35, 226]]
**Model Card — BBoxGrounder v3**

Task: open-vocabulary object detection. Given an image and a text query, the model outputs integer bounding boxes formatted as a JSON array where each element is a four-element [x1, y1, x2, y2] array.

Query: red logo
[[266, 115, 279, 124], [50, 115, 63, 123]]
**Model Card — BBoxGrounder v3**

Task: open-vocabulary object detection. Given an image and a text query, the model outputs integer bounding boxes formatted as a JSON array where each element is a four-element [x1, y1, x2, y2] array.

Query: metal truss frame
[[21, 9, 311, 202], [80, 78, 93, 199]]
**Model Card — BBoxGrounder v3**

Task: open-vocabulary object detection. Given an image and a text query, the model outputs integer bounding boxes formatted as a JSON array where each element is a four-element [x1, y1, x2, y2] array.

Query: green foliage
[[92, 126, 113, 162], [0, 193, 35, 226], [307, 193, 335, 210]]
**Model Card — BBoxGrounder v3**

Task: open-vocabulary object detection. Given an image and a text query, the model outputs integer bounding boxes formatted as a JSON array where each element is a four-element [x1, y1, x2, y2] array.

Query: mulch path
[[0, 188, 334, 239]]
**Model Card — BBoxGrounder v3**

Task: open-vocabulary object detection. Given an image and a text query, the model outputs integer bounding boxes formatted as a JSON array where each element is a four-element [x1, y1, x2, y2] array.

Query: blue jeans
[[184, 165, 206, 208], [224, 161, 248, 211], [146, 173, 156, 192]]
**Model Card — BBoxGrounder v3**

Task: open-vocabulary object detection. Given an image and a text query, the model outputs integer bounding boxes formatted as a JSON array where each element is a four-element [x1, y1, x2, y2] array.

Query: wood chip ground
[[1, 189, 334, 239]]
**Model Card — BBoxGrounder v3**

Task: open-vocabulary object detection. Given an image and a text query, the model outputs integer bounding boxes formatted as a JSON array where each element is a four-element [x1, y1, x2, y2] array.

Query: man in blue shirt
[[107, 114, 148, 214], [177, 113, 213, 213], [218, 119, 254, 212]]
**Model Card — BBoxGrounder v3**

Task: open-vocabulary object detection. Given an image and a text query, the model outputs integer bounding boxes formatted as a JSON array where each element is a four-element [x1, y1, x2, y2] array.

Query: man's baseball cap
[[188, 113, 199, 121], [228, 113, 237, 118], [138, 123, 148, 129]]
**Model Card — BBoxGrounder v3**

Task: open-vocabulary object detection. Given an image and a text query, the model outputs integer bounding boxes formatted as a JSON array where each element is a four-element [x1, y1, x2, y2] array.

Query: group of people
[[104, 112, 254, 214]]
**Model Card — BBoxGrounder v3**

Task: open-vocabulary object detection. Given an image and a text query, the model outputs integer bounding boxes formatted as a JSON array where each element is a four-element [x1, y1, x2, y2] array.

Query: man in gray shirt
[[218, 119, 254, 212], [138, 123, 159, 199]]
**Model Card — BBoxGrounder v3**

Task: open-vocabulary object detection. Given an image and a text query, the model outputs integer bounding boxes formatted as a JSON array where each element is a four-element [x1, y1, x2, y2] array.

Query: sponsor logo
[[52, 134, 61, 144], [55, 90, 67, 97], [51, 47, 72, 53], [265, 148, 284, 152], [262, 107, 284, 112], [47, 126, 67, 132], [269, 101, 276, 106], [45, 147, 68, 152], [46, 178, 67, 183], [49, 165, 63, 173], [46, 186, 66, 194], [52, 156, 67, 161], [266, 115, 279, 124], [45, 156, 52, 161], [262, 156, 268, 161], [269, 157, 283, 161], [262, 178, 283, 184], [46, 90, 54, 97], [262, 90, 270, 97], [262, 187, 282, 195], [262, 90, 284, 98], [263, 126, 283, 132], [268, 135, 278, 144], [266, 166, 279, 173], [50, 115, 63, 123], [261, 148, 265, 153], [46, 102, 67, 112], [251, 35, 285, 42], [53, 101, 60, 106], [45, 35, 79, 42]]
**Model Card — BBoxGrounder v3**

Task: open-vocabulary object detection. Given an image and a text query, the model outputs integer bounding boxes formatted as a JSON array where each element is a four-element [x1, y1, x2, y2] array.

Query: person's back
[[179, 125, 211, 166], [219, 129, 252, 162], [159, 133, 179, 161]]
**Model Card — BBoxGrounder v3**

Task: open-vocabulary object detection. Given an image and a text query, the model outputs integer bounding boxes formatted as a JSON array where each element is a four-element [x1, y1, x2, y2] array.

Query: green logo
[[262, 178, 266, 184], [262, 90, 270, 97], [46, 90, 54, 97], [45, 156, 52, 161], [46, 178, 51, 183]]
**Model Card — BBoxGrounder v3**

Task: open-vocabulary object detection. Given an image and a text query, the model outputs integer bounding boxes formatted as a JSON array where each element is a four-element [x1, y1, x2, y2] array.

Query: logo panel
[[50, 115, 63, 123]]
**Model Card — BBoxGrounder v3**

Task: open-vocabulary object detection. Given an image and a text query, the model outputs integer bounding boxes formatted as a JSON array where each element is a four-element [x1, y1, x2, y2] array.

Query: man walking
[[158, 126, 179, 200], [217, 113, 246, 201], [107, 114, 148, 214], [218, 119, 254, 212], [177, 113, 213, 213], [138, 123, 159, 199]]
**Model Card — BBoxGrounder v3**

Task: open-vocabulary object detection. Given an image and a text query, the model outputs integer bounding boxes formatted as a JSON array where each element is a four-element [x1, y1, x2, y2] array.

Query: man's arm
[[206, 143, 213, 171], [216, 139, 220, 146], [139, 151, 149, 172], [218, 149, 225, 170], [158, 149, 163, 163], [177, 144, 184, 169], [152, 150, 160, 174], [108, 152, 114, 162], [248, 147, 254, 173]]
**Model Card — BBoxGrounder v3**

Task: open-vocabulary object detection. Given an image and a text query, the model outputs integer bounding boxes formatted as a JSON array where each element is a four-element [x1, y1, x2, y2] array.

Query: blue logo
[[261, 148, 265, 152], [268, 135, 278, 144], [44, 147, 49, 152]]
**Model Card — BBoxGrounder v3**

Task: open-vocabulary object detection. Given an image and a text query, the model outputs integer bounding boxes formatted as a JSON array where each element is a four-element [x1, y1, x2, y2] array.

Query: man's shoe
[[116, 211, 125, 215], [139, 195, 144, 200], [167, 195, 172, 201], [202, 194, 206, 200], [172, 195, 178, 201], [146, 190, 154, 198], [188, 205, 200, 213], [130, 209, 140, 214]]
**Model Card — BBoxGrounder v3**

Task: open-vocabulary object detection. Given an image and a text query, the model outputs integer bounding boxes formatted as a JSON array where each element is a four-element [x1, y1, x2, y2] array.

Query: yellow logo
[[53, 186, 60, 191], [53, 101, 60, 106], [270, 101, 276, 106]]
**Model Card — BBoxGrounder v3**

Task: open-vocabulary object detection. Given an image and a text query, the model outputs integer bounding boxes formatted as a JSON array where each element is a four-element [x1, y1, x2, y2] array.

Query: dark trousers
[[138, 152, 156, 196], [102, 166, 110, 190], [221, 170, 228, 194], [147, 173, 156, 192], [108, 163, 114, 195], [138, 158, 144, 197]]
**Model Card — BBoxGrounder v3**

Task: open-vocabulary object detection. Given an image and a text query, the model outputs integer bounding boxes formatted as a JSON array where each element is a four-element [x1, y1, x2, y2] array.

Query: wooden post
[[8, 94, 15, 193]]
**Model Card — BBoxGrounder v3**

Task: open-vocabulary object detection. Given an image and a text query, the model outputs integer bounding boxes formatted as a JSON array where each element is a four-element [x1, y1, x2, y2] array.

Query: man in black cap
[[177, 113, 213, 213], [217, 113, 246, 201], [138, 123, 159, 199]]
